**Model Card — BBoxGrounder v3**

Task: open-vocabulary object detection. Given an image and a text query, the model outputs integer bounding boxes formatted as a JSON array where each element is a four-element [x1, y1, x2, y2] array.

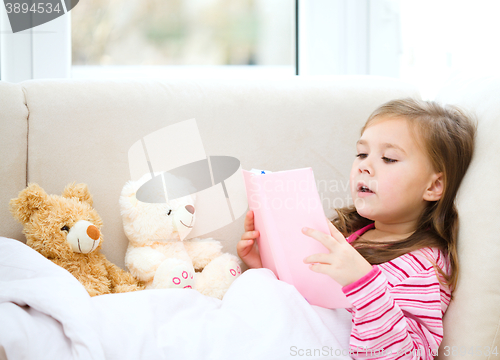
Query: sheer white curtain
[[399, 0, 500, 99], [298, 0, 500, 99]]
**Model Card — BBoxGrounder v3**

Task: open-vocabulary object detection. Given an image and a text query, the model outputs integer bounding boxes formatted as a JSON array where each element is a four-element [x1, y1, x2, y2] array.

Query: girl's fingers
[[307, 263, 330, 275], [301, 227, 336, 251], [326, 220, 348, 244], [238, 239, 253, 247], [237, 239, 254, 256], [244, 210, 255, 232], [303, 253, 330, 264], [241, 230, 259, 240]]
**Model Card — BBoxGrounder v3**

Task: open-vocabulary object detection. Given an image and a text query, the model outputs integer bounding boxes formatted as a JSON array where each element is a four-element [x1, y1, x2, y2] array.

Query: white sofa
[[0, 75, 498, 359]]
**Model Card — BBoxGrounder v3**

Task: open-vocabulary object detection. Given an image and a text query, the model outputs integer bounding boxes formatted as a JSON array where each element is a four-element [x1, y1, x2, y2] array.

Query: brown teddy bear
[[10, 183, 144, 296]]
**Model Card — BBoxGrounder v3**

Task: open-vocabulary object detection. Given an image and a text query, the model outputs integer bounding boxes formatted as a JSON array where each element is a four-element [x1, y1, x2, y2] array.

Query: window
[[71, 0, 295, 79], [3, 0, 500, 91]]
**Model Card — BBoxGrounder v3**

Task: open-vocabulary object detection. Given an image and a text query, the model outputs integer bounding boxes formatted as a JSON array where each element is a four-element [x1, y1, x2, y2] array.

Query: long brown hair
[[334, 98, 476, 292]]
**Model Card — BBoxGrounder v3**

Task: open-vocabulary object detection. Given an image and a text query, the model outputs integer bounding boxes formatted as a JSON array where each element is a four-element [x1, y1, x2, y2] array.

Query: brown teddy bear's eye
[[61, 225, 70, 232]]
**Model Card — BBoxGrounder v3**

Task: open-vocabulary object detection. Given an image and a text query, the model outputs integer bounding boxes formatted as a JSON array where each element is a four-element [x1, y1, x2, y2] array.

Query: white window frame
[[298, 0, 369, 76], [297, 0, 400, 78], [0, 0, 71, 82], [2, 0, 296, 82]]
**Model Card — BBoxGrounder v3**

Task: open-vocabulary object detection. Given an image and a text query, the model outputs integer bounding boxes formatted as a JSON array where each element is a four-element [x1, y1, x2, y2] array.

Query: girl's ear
[[423, 172, 443, 201]]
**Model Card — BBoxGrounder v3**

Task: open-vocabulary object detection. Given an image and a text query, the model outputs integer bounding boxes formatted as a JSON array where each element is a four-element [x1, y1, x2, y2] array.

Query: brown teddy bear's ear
[[62, 183, 93, 206], [10, 183, 50, 224]]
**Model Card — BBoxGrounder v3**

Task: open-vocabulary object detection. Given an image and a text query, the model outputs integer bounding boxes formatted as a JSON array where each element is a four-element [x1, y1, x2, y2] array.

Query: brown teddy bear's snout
[[66, 220, 101, 254]]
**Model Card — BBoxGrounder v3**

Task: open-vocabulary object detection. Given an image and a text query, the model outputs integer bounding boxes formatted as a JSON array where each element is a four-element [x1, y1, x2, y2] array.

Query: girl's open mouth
[[357, 183, 375, 195]]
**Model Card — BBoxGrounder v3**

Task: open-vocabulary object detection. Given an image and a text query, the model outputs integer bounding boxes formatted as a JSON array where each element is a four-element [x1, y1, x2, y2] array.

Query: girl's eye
[[61, 225, 70, 232], [356, 153, 367, 159], [167, 209, 172, 216], [382, 157, 397, 163]]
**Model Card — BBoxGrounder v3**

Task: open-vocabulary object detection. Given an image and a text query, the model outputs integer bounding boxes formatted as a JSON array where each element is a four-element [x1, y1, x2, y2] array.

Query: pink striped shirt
[[342, 223, 452, 359]]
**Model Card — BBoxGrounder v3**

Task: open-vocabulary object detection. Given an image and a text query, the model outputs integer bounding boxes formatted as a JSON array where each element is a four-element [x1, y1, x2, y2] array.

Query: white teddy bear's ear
[[120, 173, 164, 221], [120, 180, 138, 219], [121, 180, 137, 200]]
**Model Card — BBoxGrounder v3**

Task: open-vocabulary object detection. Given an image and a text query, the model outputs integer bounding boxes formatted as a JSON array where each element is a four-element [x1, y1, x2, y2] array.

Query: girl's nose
[[358, 158, 372, 174]]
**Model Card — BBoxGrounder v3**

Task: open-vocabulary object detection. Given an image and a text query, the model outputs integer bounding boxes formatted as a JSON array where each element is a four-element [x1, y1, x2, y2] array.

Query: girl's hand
[[237, 210, 263, 269], [302, 219, 373, 287]]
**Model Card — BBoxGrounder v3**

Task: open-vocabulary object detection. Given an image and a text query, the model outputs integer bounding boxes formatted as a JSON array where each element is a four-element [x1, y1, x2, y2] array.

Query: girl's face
[[350, 117, 442, 225]]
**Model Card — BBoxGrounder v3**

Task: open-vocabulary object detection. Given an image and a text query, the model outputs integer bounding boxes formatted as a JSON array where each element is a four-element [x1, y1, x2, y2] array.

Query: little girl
[[237, 98, 476, 359]]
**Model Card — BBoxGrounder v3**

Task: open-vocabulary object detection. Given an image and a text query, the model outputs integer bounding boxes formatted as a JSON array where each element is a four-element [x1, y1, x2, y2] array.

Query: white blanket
[[0, 237, 353, 360]]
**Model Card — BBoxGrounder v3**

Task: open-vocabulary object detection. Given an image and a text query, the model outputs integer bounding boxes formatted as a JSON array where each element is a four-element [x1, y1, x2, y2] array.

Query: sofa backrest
[[435, 74, 500, 360], [2, 76, 418, 269]]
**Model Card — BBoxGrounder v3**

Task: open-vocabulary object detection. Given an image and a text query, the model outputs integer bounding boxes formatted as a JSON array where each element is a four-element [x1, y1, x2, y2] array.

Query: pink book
[[242, 167, 352, 308]]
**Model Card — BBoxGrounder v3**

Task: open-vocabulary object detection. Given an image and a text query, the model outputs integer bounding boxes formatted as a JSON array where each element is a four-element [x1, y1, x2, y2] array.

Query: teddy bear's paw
[[151, 258, 195, 290], [195, 254, 241, 298], [85, 282, 111, 297], [113, 283, 143, 293], [215, 253, 242, 281], [224, 260, 242, 285]]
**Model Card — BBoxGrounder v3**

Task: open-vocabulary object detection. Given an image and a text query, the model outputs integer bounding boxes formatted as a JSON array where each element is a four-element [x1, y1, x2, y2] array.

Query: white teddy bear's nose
[[66, 220, 101, 254]]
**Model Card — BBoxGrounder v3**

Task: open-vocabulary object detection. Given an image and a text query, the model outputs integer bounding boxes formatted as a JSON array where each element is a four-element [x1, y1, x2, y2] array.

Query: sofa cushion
[[435, 74, 500, 359], [0, 82, 28, 241]]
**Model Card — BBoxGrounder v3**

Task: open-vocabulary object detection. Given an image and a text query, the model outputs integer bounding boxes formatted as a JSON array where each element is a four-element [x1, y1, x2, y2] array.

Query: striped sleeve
[[341, 248, 451, 360]]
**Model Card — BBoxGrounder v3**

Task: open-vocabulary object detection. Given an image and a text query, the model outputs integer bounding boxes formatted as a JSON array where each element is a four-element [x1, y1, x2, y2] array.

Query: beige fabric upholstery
[[435, 75, 500, 359], [16, 76, 418, 269], [0, 82, 28, 241]]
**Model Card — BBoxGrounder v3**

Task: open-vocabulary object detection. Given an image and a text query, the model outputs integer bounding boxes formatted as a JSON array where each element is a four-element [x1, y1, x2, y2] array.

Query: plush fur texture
[[10, 183, 144, 296], [120, 176, 241, 299]]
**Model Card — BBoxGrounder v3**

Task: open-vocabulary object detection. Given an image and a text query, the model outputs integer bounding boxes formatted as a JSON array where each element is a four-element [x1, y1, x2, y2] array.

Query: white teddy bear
[[119, 173, 241, 299]]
